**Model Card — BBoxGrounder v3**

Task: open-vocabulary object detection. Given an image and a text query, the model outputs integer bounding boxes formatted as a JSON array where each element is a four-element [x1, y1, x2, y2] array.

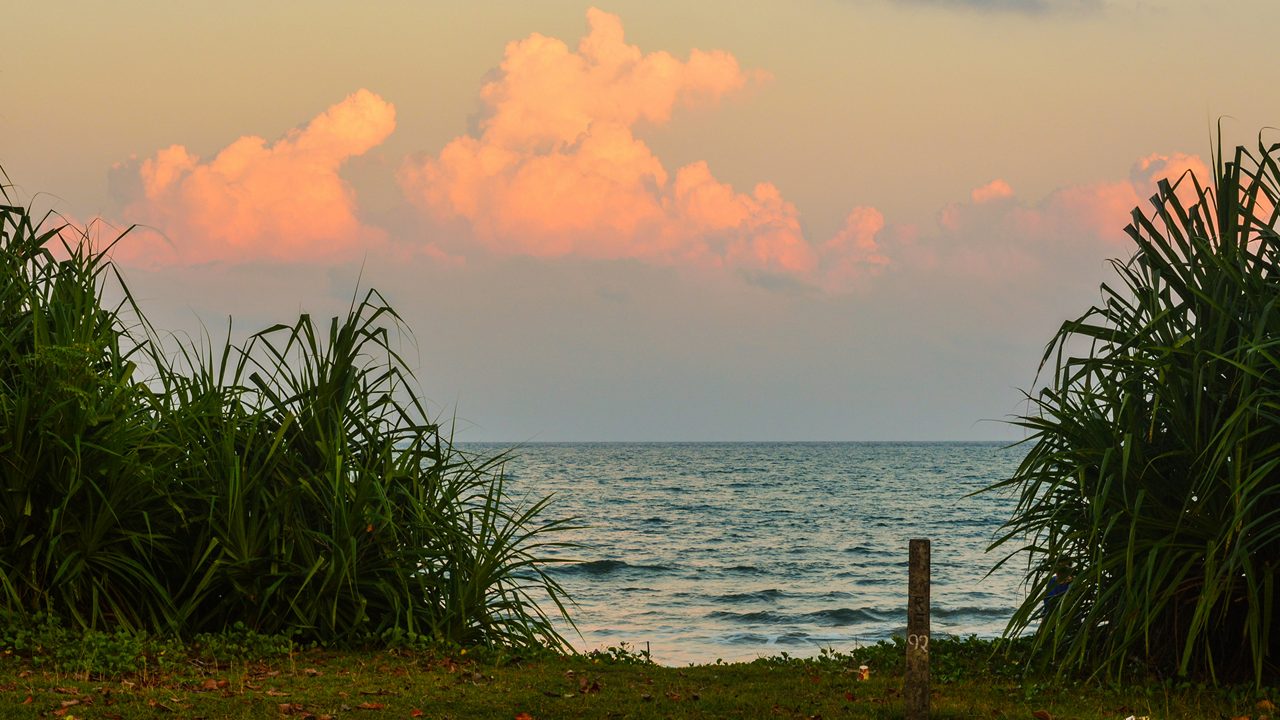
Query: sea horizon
[[481, 441, 1028, 665]]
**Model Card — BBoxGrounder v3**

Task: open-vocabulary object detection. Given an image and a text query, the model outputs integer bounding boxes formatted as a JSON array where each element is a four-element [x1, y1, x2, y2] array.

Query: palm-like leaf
[[989, 134, 1280, 685], [0, 177, 576, 651]]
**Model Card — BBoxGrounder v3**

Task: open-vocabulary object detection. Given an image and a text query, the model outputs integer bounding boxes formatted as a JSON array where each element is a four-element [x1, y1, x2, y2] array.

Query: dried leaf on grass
[[146, 698, 176, 713]]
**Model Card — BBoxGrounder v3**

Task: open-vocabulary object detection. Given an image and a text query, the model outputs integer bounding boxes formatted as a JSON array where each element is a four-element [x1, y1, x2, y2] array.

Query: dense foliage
[[0, 185, 575, 650], [989, 136, 1280, 685]]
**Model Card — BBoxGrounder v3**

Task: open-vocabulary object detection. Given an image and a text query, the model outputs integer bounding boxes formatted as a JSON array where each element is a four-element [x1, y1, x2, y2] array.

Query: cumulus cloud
[[110, 89, 397, 266], [821, 207, 890, 290], [970, 179, 1014, 204], [918, 152, 1210, 278], [399, 7, 887, 291]]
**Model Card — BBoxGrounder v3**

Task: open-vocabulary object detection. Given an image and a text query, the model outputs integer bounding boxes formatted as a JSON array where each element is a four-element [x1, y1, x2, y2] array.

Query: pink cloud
[[111, 89, 396, 266], [399, 8, 885, 290], [820, 207, 889, 290], [970, 179, 1014, 204], [913, 152, 1212, 280]]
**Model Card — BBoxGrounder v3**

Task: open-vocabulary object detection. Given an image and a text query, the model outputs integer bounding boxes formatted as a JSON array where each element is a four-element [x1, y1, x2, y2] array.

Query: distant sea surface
[[466, 442, 1028, 666]]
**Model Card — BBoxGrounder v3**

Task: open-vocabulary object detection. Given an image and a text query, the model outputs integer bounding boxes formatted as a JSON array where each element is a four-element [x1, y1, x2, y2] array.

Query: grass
[[0, 635, 1266, 719]]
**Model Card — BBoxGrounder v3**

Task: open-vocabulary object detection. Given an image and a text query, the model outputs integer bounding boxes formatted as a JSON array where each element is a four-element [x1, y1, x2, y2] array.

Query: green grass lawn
[[0, 644, 1267, 720]]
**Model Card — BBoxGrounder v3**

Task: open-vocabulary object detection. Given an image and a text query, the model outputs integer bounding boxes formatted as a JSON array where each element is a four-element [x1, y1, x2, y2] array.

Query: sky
[[4, 0, 1278, 441]]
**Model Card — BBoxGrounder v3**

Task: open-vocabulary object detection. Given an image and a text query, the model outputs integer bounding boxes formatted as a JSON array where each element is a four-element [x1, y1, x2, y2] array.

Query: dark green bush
[[989, 135, 1280, 686], [0, 182, 575, 652]]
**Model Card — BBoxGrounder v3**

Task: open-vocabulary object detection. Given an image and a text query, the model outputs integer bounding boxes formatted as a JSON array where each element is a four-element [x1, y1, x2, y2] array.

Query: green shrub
[[0, 179, 576, 652], [989, 134, 1280, 686]]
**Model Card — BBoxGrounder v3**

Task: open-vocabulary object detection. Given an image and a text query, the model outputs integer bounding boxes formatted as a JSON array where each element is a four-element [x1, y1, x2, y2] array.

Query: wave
[[708, 610, 783, 624], [552, 559, 675, 576], [712, 589, 787, 603], [840, 544, 892, 556], [708, 607, 890, 627], [833, 571, 895, 584], [934, 605, 1010, 621], [774, 631, 813, 644], [802, 608, 893, 626], [723, 632, 770, 644]]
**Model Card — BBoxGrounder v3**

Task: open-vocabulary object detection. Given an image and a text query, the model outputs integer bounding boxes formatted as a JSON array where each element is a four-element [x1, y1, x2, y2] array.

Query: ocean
[[472, 441, 1029, 666]]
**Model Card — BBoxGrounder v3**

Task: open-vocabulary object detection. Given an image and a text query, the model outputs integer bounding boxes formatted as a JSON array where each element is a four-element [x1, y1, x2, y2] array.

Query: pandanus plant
[[0, 176, 576, 650], [989, 134, 1280, 685]]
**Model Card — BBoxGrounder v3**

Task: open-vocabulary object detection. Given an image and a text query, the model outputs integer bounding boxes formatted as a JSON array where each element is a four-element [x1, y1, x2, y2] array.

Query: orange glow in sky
[[5, 1, 1277, 440]]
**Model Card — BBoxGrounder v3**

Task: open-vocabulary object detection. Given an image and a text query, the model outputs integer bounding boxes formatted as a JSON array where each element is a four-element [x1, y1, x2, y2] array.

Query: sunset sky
[[5, 0, 1278, 441]]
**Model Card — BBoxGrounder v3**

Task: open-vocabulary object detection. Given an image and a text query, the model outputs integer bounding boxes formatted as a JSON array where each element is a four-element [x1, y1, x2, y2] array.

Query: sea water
[[472, 441, 1029, 666]]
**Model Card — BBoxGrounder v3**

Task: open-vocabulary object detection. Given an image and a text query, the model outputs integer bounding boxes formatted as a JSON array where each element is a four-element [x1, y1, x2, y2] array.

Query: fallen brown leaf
[[514, 713, 534, 720], [1032, 711, 1053, 720], [355, 702, 386, 710], [1261, 701, 1278, 712], [410, 710, 425, 718]]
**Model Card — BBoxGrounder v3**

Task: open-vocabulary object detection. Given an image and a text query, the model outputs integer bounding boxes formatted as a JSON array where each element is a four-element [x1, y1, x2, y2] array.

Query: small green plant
[[585, 643, 654, 665], [190, 623, 294, 663]]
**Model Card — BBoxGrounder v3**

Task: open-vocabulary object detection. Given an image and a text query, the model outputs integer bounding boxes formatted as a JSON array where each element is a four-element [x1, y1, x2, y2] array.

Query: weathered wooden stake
[[906, 538, 930, 720]]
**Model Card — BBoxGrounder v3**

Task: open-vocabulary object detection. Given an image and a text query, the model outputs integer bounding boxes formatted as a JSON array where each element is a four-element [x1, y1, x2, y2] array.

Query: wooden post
[[906, 538, 930, 720]]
